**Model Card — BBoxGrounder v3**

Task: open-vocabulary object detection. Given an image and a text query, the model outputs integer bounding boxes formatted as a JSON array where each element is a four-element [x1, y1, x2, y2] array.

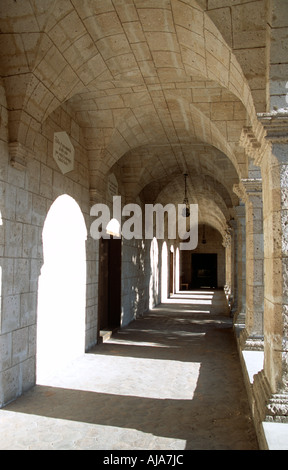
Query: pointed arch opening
[[161, 242, 168, 303], [36, 195, 87, 383], [149, 237, 159, 309]]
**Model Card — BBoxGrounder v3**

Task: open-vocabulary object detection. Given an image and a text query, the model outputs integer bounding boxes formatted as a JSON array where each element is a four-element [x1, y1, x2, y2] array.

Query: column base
[[247, 369, 288, 448], [253, 370, 288, 423], [233, 312, 246, 341], [239, 328, 264, 351]]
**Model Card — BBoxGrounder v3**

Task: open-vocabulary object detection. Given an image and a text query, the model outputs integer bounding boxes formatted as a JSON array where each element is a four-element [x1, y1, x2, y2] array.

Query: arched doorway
[[169, 246, 174, 296], [98, 237, 122, 334], [36, 195, 87, 383], [161, 242, 168, 302], [149, 237, 159, 309], [175, 247, 180, 293]]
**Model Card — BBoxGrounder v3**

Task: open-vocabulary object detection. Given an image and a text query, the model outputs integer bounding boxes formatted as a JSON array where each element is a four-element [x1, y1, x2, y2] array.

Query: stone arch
[[89, 97, 244, 188], [1, 0, 258, 177], [155, 173, 231, 241], [36, 194, 87, 383]]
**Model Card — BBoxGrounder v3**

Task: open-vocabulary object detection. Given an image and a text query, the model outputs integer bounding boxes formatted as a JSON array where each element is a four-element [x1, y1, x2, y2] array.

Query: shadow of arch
[[36, 194, 87, 383]]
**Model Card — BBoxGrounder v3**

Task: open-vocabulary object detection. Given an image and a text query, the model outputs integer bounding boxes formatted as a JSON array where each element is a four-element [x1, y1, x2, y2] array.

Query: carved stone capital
[[257, 112, 288, 143], [240, 126, 261, 154], [241, 178, 262, 196], [233, 183, 246, 202], [222, 232, 231, 248], [239, 125, 266, 165], [233, 180, 262, 205]]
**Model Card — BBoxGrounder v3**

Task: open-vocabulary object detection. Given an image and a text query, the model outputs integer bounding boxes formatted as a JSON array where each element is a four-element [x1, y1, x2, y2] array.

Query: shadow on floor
[[2, 289, 259, 450]]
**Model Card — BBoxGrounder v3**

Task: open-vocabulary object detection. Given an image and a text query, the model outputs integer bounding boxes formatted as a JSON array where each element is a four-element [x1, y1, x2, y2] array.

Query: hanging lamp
[[182, 173, 190, 217]]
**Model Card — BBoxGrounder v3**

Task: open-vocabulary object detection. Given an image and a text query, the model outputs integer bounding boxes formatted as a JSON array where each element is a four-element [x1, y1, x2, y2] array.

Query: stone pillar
[[237, 0, 288, 435], [234, 205, 246, 324], [236, 120, 288, 438], [233, 175, 264, 350], [259, 112, 288, 398], [227, 220, 237, 315], [241, 178, 264, 351], [224, 233, 232, 295]]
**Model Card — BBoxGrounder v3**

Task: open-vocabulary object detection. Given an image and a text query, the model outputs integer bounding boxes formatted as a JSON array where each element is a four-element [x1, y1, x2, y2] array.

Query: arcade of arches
[[0, 0, 288, 450]]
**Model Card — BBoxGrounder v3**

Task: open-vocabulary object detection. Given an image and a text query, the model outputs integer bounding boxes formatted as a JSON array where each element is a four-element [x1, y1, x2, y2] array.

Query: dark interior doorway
[[98, 238, 122, 333], [191, 253, 217, 288]]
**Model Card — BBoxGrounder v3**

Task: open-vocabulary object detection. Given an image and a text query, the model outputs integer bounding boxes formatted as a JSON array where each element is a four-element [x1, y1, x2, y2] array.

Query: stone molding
[[240, 126, 261, 158], [239, 125, 267, 165], [257, 112, 288, 143], [234, 311, 246, 327], [241, 178, 262, 196], [233, 182, 246, 202], [240, 113, 288, 166], [222, 229, 232, 248], [240, 328, 264, 351], [233, 178, 262, 202], [253, 370, 288, 423], [9, 141, 30, 170]]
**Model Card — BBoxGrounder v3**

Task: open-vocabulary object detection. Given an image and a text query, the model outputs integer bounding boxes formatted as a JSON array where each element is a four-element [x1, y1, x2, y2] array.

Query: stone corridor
[[1, 0, 288, 448], [0, 290, 258, 450]]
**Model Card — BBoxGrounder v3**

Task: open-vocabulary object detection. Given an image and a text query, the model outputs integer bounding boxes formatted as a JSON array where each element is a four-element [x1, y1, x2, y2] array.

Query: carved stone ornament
[[241, 178, 262, 196], [254, 370, 288, 423]]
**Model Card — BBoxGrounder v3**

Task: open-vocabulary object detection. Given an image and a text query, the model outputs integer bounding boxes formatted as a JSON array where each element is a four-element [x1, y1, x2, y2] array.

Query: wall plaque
[[53, 132, 74, 174]]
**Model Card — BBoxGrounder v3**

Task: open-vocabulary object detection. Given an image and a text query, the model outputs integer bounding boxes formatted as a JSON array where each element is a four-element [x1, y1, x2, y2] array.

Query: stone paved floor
[[0, 290, 259, 450]]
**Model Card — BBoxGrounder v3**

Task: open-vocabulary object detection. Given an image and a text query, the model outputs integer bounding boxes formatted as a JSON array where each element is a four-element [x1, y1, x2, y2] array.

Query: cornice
[[233, 178, 262, 203], [241, 178, 262, 195], [240, 113, 288, 166], [257, 111, 288, 143], [239, 125, 267, 166]]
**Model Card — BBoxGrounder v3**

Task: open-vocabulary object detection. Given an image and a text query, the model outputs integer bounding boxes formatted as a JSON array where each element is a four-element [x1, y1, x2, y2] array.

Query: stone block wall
[[0, 80, 98, 406], [0, 80, 168, 403], [121, 237, 150, 327]]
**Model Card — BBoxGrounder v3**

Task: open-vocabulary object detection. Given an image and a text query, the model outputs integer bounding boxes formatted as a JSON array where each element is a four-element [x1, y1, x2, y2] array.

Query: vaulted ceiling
[[0, 0, 269, 238]]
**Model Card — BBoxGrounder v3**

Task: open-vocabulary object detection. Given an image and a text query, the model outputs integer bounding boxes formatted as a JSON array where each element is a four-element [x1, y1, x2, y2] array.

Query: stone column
[[234, 205, 246, 324], [236, 119, 288, 435], [239, 0, 288, 433], [224, 233, 232, 295], [251, 112, 288, 425], [233, 175, 264, 350], [227, 217, 241, 320], [229, 224, 235, 310], [241, 178, 264, 351]]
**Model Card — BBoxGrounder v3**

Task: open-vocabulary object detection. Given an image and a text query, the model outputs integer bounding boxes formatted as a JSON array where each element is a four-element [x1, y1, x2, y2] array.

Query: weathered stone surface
[[0, 0, 288, 450]]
